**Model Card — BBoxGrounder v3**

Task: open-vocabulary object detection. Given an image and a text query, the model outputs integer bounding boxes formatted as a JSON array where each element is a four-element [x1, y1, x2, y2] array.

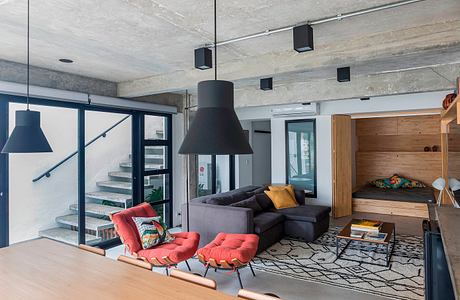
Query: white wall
[[235, 90, 447, 207]]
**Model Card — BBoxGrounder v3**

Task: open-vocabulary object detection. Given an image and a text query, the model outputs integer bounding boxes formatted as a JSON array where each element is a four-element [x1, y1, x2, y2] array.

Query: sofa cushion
[[255, 193, 274, 210], [230, 195, 263, 212], [246, 185, 268, 196], [253, 212, 285, 234], [197, 233, 259, 264], [273, 205, 331, 222], [265, 189, 298, 209], [206, 194, 236, 206]]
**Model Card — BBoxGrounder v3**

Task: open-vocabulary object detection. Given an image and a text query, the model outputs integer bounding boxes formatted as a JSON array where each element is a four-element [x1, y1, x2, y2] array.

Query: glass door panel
[[8, 103, 78, 245], [197, 155, 213, 196], [85, 111, 132, 245], [286, 120, 316, 197], [216, 155, 230, 193], [144, 174, 170, 203], [145, 145, 168, 171]]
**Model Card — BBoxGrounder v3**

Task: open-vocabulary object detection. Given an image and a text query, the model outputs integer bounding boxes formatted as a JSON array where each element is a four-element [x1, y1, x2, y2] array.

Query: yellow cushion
[[269, 184, 296, 200], [264, 189, 298, 209]]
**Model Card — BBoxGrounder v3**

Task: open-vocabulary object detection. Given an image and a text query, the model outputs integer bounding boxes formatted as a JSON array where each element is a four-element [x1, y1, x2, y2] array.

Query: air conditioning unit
[[271, 103, 319, 117]]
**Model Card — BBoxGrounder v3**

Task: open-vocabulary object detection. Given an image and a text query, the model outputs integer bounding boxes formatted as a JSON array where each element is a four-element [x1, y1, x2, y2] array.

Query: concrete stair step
[[108, 171, 132, 181], [119, 161, 162, 171], [97, 180, 153, 192], [56, 214, 114, 231], [86, 191, 132, 206], [69, 203, 123, 217], [39, 227, 101, 246], [145, 146, 164, 155]]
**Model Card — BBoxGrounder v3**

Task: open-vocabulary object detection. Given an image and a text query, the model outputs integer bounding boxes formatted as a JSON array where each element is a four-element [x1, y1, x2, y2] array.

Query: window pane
[[145, 146, 167, 171], [144, 174, 170, 203], [85, 111, 132, 245], [286, 120, 316, 196], [151, 202, 171, 226], [8, 103, 78, 245], [145, 115, 166, 140], [197, 155, 213, 196], [216, 155, 230, 193]]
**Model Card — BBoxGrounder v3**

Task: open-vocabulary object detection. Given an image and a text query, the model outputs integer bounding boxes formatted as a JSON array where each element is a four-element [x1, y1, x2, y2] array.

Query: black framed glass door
[[0, 94, 174, 248]]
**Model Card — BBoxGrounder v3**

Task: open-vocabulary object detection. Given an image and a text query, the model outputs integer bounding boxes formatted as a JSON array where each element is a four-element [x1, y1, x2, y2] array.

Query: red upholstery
[[111, 202, 157, 254], [197, 233, 259, 264], [138, 232, 200, 265]]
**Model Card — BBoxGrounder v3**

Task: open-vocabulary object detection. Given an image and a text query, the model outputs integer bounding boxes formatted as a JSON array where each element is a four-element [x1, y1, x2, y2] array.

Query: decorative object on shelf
[[424, 146, 431, 152], [442, 93, 457, 110], [179, 0, 252, 155], [1, 0, 52, 154], [432, 145, 439, 152]]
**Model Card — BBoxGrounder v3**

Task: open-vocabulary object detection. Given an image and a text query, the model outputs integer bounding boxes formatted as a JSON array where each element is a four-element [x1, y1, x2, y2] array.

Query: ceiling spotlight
[[260, 77, 273, 90], [337, 67, 350, 82], [293, 24, 314, 53], [194, 47, 212, 70], [360, 97, 370, 101], [59, 58, 73, 63]]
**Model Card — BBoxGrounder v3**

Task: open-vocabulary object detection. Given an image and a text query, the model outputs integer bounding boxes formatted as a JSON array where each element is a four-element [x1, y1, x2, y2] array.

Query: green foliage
[[146, 186, 163, 203]]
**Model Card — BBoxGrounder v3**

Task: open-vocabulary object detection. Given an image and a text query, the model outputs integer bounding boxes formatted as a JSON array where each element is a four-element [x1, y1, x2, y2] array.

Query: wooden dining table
[[0, 238, 238, 300]]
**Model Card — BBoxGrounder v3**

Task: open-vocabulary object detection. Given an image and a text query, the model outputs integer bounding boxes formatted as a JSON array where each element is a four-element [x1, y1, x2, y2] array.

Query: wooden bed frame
[[352, 197, 429, 218]]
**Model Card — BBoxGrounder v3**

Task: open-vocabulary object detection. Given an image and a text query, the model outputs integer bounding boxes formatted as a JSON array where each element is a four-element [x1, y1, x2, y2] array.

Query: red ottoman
[[197, 233, 259, 288], [111, 203, 200, 274]]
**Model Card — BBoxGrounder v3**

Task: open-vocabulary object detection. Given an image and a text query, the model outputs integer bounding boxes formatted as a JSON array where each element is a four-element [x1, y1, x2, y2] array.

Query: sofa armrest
[[181, 202, 254, 247], [295, 189, 306, 205]]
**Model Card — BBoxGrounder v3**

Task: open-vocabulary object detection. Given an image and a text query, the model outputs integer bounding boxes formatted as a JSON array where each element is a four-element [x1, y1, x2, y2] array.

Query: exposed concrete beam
[[118, 19, 460, 97], [133, 93, 185, 112], [231, 64, 459, 108], [0, 59, 117, 97]]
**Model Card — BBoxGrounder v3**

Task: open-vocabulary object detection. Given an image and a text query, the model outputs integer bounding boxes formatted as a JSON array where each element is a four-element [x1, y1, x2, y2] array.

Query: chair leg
[[236, 268, 243, 289], [203, 265, 210, 277], [185, 260, 191, 272], [165, 267, 169, 276], [249, 262, 256, 277]]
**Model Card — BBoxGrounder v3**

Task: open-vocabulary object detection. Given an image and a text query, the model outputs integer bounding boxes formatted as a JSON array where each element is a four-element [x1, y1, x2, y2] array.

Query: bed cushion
[[353, 185, 435, 203]]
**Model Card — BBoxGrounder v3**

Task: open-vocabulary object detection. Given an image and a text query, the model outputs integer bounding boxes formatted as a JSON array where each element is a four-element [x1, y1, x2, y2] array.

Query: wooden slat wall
[[356, 152, 441, 186], [355, 115, 442, 187]]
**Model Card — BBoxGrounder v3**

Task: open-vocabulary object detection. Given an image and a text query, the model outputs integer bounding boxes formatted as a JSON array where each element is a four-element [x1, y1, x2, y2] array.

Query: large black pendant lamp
[[179, 0, 252, 155], [2, 0, 52, 153]]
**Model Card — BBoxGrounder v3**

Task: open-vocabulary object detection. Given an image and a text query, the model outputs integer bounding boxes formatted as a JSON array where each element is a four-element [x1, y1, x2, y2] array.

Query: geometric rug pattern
[[251, 227, 424, 300]]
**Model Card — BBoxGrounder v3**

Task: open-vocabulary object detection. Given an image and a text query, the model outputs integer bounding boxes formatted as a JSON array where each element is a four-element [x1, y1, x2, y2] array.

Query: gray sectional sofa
[[181, 185, 331, 252]]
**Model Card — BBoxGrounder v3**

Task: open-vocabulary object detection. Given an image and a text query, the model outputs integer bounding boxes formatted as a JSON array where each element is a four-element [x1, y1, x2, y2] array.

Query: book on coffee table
[[350, 219, 382, 234], [363, 232, 387, 242]]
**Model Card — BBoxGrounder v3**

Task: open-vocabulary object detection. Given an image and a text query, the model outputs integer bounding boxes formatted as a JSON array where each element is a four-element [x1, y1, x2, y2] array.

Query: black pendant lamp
[[2, 0, 52, 153], [179, 0, 252, 155]]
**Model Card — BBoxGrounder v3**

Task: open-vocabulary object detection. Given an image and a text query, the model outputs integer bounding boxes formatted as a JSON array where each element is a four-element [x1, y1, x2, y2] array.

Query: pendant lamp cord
[[214, 0, 217, 80], [26, 0, 30, 110]]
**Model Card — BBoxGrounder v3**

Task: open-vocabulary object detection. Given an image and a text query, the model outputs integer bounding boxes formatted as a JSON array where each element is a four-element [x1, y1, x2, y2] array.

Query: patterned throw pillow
[[401, 178, 427, 188], [383, 174, 409, 189], [132, 216, 175, 250]]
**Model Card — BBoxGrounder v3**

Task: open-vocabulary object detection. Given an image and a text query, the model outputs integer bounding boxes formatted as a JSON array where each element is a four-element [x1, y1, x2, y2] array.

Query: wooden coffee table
[[336, 220, 396, 267]]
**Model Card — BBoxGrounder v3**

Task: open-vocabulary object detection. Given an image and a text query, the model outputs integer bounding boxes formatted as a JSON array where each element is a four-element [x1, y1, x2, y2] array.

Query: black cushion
[[206, 195, 236, 206], [273, 205, 331, 222], [253, 212, 285, 234], [255, 193, 274, 210], [230, 195, 263, 212], [247, 185, 268, 196]]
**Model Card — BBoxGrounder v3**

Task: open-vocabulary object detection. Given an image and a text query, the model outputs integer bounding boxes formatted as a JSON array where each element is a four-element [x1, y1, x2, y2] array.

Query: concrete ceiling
[[0, 0, 459, 104]]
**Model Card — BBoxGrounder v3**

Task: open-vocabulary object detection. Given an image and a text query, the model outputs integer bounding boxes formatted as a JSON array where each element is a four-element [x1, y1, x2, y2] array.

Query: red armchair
[[110, 202, 200, 274]]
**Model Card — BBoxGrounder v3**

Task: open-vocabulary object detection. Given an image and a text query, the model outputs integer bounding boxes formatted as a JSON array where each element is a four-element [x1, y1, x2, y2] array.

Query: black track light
[[260, 78, 273, 90], [194, 47, 212, 70], [293, 24, 314, 52], [337, 67, 351, 82]]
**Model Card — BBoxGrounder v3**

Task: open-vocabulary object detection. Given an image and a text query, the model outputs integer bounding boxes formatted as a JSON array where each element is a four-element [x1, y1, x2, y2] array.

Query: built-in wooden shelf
[[441, 95, 460, 125]]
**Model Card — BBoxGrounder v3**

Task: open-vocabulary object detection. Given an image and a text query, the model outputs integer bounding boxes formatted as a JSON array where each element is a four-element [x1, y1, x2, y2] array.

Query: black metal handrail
[[32, 115, 130, 182]]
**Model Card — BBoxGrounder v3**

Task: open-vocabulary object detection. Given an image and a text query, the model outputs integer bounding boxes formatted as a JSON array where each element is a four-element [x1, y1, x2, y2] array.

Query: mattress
[[352, 185, 435, 203]]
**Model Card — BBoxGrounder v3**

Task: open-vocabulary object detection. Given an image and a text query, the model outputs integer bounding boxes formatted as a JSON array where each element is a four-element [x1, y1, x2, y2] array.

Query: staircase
[[39, 146, 164, 246]]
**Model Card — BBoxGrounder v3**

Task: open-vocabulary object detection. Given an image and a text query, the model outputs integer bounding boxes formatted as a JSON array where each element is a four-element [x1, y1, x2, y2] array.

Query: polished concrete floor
[[106, 212, 425, 300]]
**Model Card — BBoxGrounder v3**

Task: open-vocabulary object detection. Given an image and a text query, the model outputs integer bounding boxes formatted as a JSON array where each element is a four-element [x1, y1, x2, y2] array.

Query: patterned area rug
[[251, 227, 424, 300]]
